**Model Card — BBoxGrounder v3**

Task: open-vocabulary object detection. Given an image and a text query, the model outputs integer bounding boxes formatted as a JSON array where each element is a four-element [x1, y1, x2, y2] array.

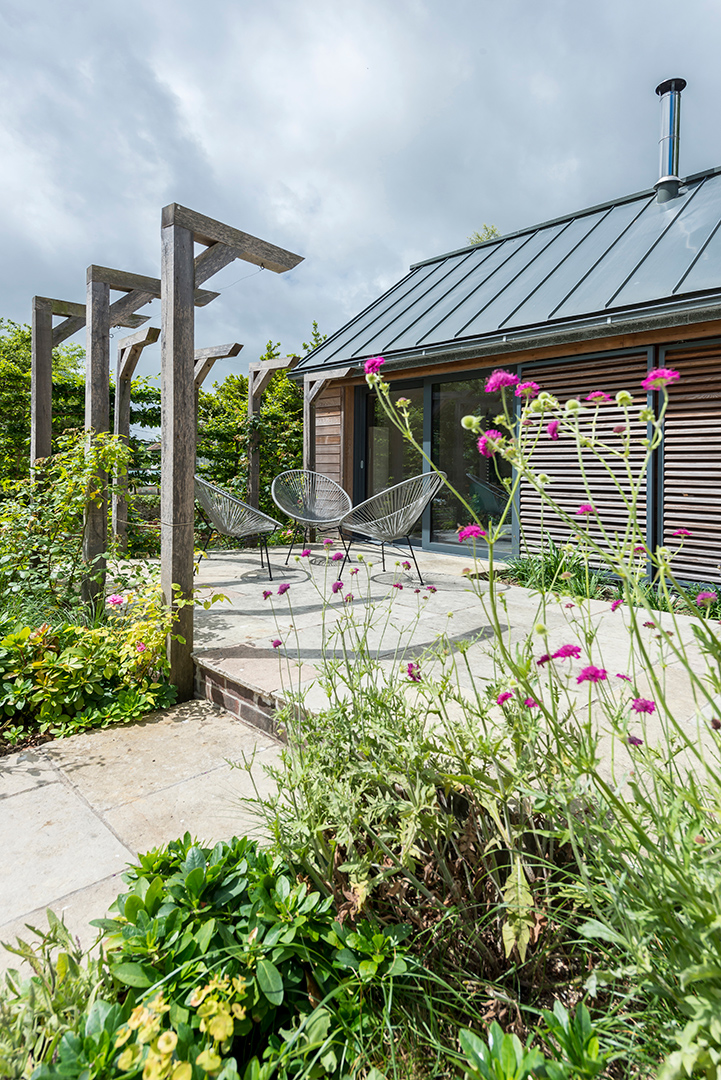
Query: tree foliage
[[468, 223, 501, 245]]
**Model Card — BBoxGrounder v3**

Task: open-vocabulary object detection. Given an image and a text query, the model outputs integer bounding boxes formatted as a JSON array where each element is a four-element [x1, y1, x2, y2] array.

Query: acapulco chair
[[194, 476, 282, 580], [338, 471, 446, 585], [271, 470, 352, 564]]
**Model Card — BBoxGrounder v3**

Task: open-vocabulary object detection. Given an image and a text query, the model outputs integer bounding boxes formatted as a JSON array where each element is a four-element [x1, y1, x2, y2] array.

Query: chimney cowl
[[655, 77, 687, 203]]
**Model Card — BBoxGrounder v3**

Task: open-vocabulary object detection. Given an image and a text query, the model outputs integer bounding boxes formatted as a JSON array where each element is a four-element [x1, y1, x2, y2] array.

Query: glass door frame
[[353, 367, 521, 557]]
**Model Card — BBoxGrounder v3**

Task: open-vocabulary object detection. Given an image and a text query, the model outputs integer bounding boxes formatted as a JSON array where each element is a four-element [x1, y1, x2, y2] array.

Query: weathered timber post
[[112, 325, 160, 547], [81, 275, 111, 605], [159, 203, 303, 699], [30, 297, 53, 463], [302, 368, 351, 471], [247, 355, 300, 507], [160, 218, 196, 701]]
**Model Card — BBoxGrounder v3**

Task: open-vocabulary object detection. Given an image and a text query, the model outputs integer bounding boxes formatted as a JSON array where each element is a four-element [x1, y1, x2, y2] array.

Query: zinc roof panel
[[610, 178, 721, 306], [677, 218, 721, 294], [551, 190, 693, 320], [353, 244, 499, 356], [415, 227, 564, 345]]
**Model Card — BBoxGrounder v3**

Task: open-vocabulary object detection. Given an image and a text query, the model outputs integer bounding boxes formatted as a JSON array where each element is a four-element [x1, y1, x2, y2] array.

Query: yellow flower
[[231, 1002, 247, 1020], [117, 1044, 143, 1070], [157, 1031, 178, 1054], [114, 1026, 132, 1048], [172, 1065, 193, 1080], [195, 1048, 223, 1072]]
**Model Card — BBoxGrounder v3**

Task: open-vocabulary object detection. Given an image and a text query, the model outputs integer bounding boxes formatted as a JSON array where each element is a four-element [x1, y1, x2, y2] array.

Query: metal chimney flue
[[655, 77, 686, 203]]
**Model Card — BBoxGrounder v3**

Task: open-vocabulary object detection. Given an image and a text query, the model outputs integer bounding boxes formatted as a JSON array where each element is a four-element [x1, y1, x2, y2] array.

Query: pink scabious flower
[[576, 503, 596, 516], [497, 691, 514, 705], [485, 369, 519, 393], [407, 662, 421, 682], [613, 424, 627, 435], [277, 583, 290, 596], [300, 549, 311, 557], [402, 561, 412, 570], [331, 580, 344, 594], [643, 620, 656, 628], [364, 356, 385, 375], [633, 545, 646, 553], [262, 589, 272, 600], [323, 538, 334, 546], [515, 380, 540, 399], [577, 665, 608, 684], [547, 420, 559, 441], [632, 698, 656, 715], [107, 594, 124, 607], [553, 643, 582, 660], [350, 567, 359, 575], [477, 430, 503, 458], [458, 523, 487, 543], [641, 367, 680, 392], [344, 593, 354, 603], [331, 551, 344, 561], [392, 582, 403, 590], [136, 642, 147, 652], [426, 585, 437, 593], [610, 599, 624, 612], [711, 718, 721, 731], [586, 390, 611, 403], [696, 591, 718, 606], [564, 602, 575, 609], [672, 529, 691, 538], [536, 654, 551, 666], [627, 734, 644, 747], [616, 673, 631, 681], [271, 639, 282, 649], [524, 698, 540, 708]]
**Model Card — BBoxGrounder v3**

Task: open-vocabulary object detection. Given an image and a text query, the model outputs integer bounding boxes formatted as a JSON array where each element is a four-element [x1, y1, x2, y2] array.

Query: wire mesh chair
[[194, 476, 282, 580], [271, 470, 352, 564], [338, 471, 446, 584]]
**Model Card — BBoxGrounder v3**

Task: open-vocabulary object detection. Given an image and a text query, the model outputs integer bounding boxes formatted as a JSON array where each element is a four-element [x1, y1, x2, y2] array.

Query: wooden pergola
[[30, 202, 303, 700]]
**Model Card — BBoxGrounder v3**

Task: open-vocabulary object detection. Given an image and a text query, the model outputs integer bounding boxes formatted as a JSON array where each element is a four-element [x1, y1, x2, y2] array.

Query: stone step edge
[[193, 655, 288, 744]]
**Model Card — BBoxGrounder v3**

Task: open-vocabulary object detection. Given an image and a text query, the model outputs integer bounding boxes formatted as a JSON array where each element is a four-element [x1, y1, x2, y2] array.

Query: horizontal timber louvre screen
[[314, 386, 343, 485], [662, 345, 721, 583], [518, 354, 649, 558]]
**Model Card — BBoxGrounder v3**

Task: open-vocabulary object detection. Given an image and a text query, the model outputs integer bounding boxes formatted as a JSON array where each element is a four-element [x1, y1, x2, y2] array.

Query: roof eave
[[292, 297, 721, 380]]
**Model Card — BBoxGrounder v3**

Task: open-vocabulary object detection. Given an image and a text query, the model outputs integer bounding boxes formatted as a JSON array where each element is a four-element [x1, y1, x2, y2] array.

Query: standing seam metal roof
[[297, 166, 721, 373]]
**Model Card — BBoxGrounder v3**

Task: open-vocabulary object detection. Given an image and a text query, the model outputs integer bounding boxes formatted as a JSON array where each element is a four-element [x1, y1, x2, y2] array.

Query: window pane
[[366, 386, 424, 537], [431, 379, 513, 556]]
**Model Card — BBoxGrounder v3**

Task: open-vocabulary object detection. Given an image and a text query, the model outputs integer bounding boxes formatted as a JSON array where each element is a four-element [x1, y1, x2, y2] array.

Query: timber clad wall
[[519, 353, 649, 557], [663, 346, 721, 582], [314, 386, 343, 485]]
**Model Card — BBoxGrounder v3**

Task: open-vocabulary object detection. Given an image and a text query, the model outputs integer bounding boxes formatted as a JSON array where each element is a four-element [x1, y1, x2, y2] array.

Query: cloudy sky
[[1, 0, 720, 385]]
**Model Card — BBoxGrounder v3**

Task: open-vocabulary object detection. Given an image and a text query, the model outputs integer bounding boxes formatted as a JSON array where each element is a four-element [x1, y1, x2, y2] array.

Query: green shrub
[[0, 583, 176, 748], [21, 834, 415, 1079]]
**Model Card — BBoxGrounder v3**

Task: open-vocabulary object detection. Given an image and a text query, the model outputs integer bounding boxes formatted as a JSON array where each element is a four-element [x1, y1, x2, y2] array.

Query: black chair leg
[[285, 524, 300, 565], [264, 537, 273, 581], [381, 542, 386, 573], [406, 537, 424, 586], [339, 534, 352, 576]]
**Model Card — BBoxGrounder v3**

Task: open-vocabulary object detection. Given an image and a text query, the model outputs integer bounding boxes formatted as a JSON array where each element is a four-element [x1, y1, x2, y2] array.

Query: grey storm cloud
[[1, 0, 720, 385]]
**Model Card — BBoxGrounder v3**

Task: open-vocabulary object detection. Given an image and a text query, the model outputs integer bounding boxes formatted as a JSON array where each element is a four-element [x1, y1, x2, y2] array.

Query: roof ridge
[[411, 164, 721, 270]]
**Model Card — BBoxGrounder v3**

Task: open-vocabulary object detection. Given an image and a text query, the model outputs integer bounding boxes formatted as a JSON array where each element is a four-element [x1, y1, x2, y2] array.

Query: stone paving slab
[[0, 700, 282, 976]]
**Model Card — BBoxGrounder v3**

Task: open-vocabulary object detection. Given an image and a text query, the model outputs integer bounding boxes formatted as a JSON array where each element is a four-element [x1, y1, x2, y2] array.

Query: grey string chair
[[194, 476, 282, 580], [271, 470, 352, 564], [338, 471, 446, 584]]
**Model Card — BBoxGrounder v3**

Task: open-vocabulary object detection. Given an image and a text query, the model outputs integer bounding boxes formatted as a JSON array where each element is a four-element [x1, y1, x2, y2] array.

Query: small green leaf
[[111, 961, 154, 988], [256, 958, 284, 1006]]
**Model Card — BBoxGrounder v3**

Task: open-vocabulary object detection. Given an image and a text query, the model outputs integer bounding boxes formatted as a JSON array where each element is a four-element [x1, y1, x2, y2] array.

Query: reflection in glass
[[431, 379, 512, 557], [366, 385, 424, 537]]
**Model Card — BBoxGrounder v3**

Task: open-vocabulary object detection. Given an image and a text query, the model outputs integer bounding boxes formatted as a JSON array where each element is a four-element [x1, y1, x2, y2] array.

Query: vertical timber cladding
[[314, 386, 343, 485], [518, 353, 649, 556], [662, 345, 721, 582]]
